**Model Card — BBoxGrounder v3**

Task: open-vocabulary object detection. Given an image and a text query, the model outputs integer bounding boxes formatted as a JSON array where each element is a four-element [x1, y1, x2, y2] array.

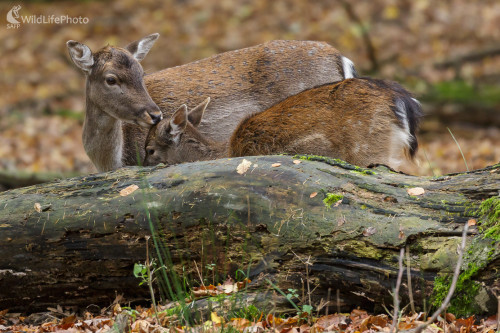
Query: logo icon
[[7, 5, 21, 28]]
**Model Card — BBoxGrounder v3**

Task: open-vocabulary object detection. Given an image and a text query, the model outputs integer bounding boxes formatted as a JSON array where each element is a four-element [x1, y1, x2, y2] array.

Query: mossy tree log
[[0, 156, 498, 315]]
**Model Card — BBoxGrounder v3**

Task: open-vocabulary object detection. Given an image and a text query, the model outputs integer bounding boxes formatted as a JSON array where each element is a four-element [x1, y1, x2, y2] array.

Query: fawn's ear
[[188, 97, 210, 127], [67, 40, 94, 73], [154, 120, 169, 141], [169, 104, 188, 143], [125, 33, 159, 62]]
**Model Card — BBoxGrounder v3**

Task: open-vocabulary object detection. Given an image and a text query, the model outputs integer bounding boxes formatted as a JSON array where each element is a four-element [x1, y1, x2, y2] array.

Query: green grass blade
[[447, 127, 469, 172]]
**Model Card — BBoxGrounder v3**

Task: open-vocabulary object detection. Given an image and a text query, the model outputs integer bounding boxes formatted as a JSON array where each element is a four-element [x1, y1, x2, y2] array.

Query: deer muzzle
[[137, 104, 163, 127]]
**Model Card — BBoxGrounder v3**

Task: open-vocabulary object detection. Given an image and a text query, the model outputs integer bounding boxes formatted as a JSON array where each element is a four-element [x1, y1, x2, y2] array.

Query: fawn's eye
[[105, 76, 117, 85], [146, 148, 155, 156]]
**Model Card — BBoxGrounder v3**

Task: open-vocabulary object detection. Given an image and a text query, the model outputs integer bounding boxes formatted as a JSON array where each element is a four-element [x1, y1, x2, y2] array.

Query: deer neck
[[184, 125, 228, 161], [83, 93, 123, 172], [203, 140, 228, 160]]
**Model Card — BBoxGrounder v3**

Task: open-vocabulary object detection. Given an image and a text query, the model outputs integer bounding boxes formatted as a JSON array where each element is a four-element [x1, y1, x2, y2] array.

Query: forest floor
[[1, 294, 498, 332]]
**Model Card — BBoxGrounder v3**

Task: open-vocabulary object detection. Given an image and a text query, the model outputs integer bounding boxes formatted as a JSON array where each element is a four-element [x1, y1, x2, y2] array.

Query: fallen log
[[0, 156, 498, 315]]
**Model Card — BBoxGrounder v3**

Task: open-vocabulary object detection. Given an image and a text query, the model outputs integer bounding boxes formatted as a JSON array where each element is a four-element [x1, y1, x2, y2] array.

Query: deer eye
[[105, 76, 117, 85], [146, 148, 155, 156]]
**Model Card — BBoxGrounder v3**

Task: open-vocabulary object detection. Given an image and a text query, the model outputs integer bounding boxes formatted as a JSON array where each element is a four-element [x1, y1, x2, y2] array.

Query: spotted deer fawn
[[144, 78, 422, 168], [67, 33, 356, 172]]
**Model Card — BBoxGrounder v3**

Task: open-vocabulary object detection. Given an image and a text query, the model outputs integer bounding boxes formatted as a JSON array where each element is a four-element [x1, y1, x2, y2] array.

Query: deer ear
[[188, 97, 210, 127], [67, 40, 94, 73], [125, 33, 159, 62], [154, 120, 169, 141], [169, 105, 188, 143]]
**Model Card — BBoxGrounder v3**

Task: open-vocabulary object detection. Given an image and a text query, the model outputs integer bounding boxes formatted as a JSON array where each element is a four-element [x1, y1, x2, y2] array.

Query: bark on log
[[0, 156, 498, 315]]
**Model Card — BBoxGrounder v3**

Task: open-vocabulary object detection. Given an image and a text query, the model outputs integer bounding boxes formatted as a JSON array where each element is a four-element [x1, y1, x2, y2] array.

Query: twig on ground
[[291, 251, 314, 309], [406, 245, 416, 314], [390, 248, 405, 333], [497, 296, 499, 332], [337, 289, 341, 314], [306, 255, 312, 307], [145, 236, 159, 325], [409, 222, 469, 333], [326, 287, 331, 315], [193, 260, 206, 289]]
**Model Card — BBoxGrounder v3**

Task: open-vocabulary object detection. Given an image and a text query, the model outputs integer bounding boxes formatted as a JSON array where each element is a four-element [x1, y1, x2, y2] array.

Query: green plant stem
[[265, 279, 301, 312], [422, 148, 436, 178]]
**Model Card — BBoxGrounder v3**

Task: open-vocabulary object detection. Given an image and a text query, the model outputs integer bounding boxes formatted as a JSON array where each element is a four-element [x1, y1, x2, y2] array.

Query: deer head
[[67, 33, 162, 127], [144, 98, 215, 166]]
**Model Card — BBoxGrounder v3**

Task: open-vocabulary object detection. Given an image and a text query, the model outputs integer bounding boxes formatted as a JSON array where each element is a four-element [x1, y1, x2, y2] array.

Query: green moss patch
[[477, 196, 500, 240], [293, 155, 376, 175], [323, 193, 344, 207], [431, 263, 481, 317]]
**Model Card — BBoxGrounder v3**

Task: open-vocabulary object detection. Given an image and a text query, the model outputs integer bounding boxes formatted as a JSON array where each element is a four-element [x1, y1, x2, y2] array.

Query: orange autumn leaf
[[119, 184, 139, 196], [407, 187, 425, 196]]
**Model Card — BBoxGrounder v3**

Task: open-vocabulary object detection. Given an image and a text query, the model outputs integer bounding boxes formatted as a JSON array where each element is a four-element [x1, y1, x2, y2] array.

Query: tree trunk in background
[[0, 156, 498, 315]]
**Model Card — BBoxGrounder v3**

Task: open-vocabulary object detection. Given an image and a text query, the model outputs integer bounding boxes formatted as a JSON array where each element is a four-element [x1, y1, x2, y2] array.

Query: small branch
[[291, 251, 314, 308], [406, 245, 416, 314], [410, 222, 469, 333], [434, 45, 500, 69], [326, 287, 331, 315], [337, 289, 341, 314], [306, 256, 312, 307], [390, 248, 405, 333], [145, 236, 159, 325], [497, 296, 499, 332], [193, 260, 206, 289], [340, 0, 378, 72]]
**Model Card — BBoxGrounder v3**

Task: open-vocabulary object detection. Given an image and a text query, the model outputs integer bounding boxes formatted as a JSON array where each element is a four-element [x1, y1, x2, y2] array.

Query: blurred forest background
[[1, 0, 499, 189]]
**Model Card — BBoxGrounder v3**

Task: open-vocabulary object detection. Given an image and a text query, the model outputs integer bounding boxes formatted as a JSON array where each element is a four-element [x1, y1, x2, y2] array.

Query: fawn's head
[[144, 98, 211, 166], [67, 33, 162, 127]]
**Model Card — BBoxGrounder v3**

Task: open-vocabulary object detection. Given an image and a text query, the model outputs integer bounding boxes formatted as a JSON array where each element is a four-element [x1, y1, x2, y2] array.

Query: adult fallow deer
[[67, 34, 357, 171]]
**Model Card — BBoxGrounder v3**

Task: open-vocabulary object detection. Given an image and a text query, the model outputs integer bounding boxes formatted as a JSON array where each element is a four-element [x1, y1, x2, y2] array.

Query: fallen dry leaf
[[363, 227, 377, 236], [229, 318, 251, 330], [399, 225, 405, 239], [192, 279, 251, 298], [34, 202, 42, 213], [211, 312, 224, 324], [456, 316, 475, 332], [445, 313, 456, 323], [310, 192, 318, 198], [293, 160, 301, 164], [271, 163, 281, 167], [315, 314, 348, 331], [237, 159, 252, 174], [265, 314, 284, 327], [407, 187, 425, 196], [467, 219, 476, 226], [119, 184, 139, 196]]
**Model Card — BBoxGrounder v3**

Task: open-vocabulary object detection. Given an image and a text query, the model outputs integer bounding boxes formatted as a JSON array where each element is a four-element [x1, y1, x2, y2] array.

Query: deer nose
[[150, 112, 162, 125]]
